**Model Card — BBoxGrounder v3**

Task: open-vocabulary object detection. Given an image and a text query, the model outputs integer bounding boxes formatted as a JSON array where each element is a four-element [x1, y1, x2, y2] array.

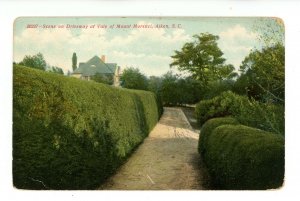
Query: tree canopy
[[19, 53, 46, 71], [235, 43, 284, 103], [120, 67, 148, 90], [170, 33, 235, 84]]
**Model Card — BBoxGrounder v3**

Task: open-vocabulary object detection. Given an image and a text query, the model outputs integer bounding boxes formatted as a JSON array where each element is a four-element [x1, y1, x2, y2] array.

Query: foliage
[[48, 66, 64, 75], [72, 52, 77, 71], [195, 91, 243, 126], [159, 71, 202, 106], [198, 117, 239, 160], [170, 33, 235, 84], [203, 124, 284, 189], [91, 73, 114, 85], [201, 79, 234, 100], [120, 67, 148, 90], [147, 76, 162, 95], [195, 91, 284, 135], [235, 44, 284, 103], [159, 71, 179, 106], [147, 76, 164, 116], [13, 65, 162, 190], [19, 53, 46, 71]]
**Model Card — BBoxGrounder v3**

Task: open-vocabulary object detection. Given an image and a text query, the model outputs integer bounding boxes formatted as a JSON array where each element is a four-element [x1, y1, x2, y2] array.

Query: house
[[71, 55, 121, 86]]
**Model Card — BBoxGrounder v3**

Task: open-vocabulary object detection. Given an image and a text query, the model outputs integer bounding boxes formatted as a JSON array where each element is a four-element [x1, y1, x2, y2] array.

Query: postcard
[[13, 17, 285, 190]]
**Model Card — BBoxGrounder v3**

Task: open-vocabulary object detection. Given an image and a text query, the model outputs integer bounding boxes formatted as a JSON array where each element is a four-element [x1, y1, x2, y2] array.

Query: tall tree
[[72, 52, 77, 71], [19, 53, 46, 71], [170, 33, 233, 84], [237, 43, 284, 103]]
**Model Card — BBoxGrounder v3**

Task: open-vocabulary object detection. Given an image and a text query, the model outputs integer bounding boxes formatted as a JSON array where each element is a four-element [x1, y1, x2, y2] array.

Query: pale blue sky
[[13, 17, 284, 76]]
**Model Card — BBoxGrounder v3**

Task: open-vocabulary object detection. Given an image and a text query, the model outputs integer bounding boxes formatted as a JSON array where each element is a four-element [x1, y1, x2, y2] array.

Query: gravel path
[[99, 107, 208, 190]]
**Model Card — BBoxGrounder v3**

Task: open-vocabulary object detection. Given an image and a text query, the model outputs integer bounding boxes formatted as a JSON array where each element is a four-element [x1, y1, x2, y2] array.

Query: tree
[[120, 67, 148, 90], [170, 33, 233, 84], [233, 18, 284, 103], [202, 79, 235, 100], [148, 76, 162, 95], [72, 52, 77, 71], [159, 71, 202, 106], [236, 43, 284, 103], [19, 53, 46, 71], [159, 71, 179, 105]]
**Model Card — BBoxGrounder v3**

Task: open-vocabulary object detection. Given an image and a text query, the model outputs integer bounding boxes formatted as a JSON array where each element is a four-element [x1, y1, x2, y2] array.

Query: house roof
[[106, 63, 118, 72], [73, 56, 116, 76]]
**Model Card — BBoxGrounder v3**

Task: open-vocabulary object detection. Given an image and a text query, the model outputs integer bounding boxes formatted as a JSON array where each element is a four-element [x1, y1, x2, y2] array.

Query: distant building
[[71, 55, 120, 86]]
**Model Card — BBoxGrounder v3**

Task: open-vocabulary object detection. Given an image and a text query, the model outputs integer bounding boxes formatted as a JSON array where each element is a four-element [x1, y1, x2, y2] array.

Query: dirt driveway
[[99, 107, 209, 190]]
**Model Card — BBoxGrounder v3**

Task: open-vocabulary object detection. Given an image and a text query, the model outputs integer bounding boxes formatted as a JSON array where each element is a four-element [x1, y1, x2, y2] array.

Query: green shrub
[[198, 117, 239, 161], [195, 91, 284, 135], [13, 65, 162, 189], [205, 124, 284, 190], [237, 100, 285, 136], [195, 91, 246, 126]]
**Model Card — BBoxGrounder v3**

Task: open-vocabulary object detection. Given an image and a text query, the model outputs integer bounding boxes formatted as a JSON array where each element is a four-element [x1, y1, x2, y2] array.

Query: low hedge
[[198, 117, 239, 161], [195, 91, 284, 135], [204, 124, 284, 190], [13, 65, 162, 189]]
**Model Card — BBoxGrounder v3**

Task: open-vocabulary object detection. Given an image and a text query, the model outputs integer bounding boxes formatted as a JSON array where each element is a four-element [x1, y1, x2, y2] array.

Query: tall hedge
[[13, 65, 162, 189], [204, 124, 284, 190], [195, 91, 284, 135]]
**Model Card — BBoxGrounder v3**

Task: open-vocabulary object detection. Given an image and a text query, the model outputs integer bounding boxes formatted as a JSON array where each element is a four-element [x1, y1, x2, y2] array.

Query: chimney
[[101, 55, 106, 63]]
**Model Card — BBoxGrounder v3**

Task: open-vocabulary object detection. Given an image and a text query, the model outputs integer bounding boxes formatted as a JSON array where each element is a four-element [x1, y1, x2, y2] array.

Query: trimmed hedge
[[13, 65, 162, 189], [204, 124, 284, 190], [198, 117, 239, 161], [195, 91, 284, 135]]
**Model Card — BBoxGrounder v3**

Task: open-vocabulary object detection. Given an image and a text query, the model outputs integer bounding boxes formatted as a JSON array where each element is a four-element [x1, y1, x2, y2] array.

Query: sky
[[13, 17, 284, 76]]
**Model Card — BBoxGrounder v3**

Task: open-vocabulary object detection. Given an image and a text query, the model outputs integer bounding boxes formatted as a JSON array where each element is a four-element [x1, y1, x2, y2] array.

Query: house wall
[[71, 74, 82, 79]]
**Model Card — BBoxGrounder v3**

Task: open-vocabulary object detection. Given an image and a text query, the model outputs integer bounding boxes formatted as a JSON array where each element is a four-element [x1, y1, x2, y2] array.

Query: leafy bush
[[195, 91, 246, 125], [198, 117, 239, 160], [204, 124, 284, 189], [13, 65, 162, 189], [236, 99, 285, 136], [195, 91, 284, 135]]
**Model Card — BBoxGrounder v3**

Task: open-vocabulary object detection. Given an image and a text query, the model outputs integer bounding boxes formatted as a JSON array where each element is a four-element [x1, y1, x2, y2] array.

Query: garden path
[[99, 107, 209, 190]]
